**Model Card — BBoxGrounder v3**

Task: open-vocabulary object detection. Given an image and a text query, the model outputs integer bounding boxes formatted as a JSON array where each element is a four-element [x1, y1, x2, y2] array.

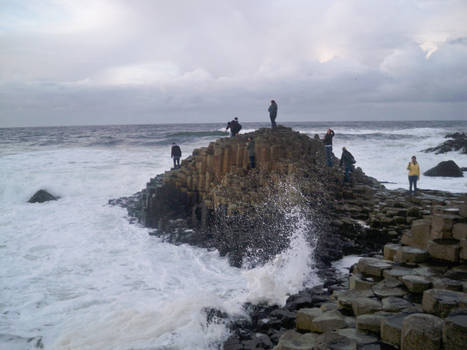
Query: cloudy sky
[[1, 0, 466, 127]]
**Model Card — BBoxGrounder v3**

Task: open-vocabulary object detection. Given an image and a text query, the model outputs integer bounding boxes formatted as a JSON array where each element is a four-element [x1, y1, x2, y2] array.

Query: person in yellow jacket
[[407, 156, 420, 194]]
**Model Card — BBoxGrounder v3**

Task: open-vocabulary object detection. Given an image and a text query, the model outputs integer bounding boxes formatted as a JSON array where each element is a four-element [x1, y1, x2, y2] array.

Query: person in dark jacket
[[171, 142, 182, 169], [323, 128, 335, 167], [247, 137, 256, 169], [339, 147, 356, 183], [268, 100, 278, 128], [232, 117, 242, 136]]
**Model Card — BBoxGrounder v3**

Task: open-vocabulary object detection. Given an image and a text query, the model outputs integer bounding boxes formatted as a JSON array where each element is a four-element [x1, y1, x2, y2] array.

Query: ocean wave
[[168, 131, 229, 138]]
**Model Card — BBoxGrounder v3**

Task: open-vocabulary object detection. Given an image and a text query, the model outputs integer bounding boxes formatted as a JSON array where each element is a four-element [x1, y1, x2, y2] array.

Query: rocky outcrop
[[223, 194, 467, 350], [28, 189, 59, 203], [424, 132, 467, 154], [116, 126, 391, 267], [424, 160, 464, 177]]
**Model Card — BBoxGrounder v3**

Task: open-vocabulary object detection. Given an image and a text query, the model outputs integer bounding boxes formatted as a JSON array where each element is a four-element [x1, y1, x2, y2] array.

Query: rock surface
[[424, 132, 467, 154], [28, 189, 58, 203], [424, 160, 464, 177]]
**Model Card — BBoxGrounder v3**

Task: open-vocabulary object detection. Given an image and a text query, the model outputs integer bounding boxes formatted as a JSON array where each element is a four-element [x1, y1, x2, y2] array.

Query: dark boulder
[[28, 189, 59, 203], [424, 161, 463, 177]]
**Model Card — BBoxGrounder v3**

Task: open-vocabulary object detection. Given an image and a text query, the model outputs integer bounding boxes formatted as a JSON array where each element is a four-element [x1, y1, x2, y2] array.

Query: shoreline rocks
[[424, 160, 464, 178], [424, 132, 467, 155]]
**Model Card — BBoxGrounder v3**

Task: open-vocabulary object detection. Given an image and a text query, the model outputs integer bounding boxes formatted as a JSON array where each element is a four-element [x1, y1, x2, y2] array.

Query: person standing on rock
[[247, 137, 256, 169], [232, 117, 242, 136], [407, 156, 420, 194], [339, 147, 356, 183], [323, 128, 335, 167], [171, 142, 182, 169], [268, 100, 278, 128]]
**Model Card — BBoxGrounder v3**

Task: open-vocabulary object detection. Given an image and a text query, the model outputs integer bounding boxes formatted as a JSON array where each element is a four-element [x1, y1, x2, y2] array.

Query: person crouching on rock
[[339, 147, 356, 183], [407, 155, 420, 195], [323, 128, 335, 167], [171, 142, 182, 169], [247, 137, 256, 169]]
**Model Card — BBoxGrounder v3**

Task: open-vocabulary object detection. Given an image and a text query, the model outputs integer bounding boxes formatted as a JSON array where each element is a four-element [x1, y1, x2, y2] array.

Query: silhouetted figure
[[247, 137, 256, 169], [407, 155, 420, 195], [171, 142, 182, 169], [323, 128, 335, 167], [268, 100, 278, 128], [340, 147, 356, 183], [226, 117, 242, 137], [226, 121, 233, 137]]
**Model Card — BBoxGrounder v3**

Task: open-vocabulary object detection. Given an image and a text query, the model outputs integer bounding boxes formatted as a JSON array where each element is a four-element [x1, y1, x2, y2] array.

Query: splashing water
[[242, 181, 320, 306]]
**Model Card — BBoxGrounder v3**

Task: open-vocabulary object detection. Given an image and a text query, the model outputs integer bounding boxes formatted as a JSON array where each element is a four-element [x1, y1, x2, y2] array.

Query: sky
[[0, 0, 467, 127]]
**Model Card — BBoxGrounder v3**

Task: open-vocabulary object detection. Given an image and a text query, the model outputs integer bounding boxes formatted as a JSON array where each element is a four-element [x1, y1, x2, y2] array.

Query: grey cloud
[[1, 0, 467, 127]]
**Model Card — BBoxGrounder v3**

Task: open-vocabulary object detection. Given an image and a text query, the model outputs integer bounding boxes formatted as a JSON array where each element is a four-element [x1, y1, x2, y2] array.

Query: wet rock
[[336, 328, 378, 346], [356, 314, 386, 334], [28, 189, 58, 203], [427, 239, 460, 263], [401, 275, 432, 294], [381, 313, 409, 348], [423, 132, 467, 155], [422, 289, 467, 317], [296, 308, 322, 331], [394, 246, 429, 264], [382, 297, 412, 312], [274, 330, 317, 350], [309, 310, 347, 333], [401, 313, 443, 350], [313, 331, 358, 350], [351, 297, 382, 316], [423, 160, 463, 177], [372, 278, 407, 298], [431, 277, 463, 292], [443, 309, 467, 350], [349, 273, 376, 291], [357, 258, 393, 278]]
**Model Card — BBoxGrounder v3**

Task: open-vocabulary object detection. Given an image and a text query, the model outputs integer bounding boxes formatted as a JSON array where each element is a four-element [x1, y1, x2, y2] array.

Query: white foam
[[0, 144, 319, 350]]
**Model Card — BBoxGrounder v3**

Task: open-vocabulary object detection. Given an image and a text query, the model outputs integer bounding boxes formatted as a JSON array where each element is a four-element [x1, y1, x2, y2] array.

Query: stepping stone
[[381, 313, 409, 348], [357, 258, 393, 278], [309, 311, 347, 333], [453, 223, 467, 240], [336, 328, 378, 346], [401, 313, 443, 350], [405, 219, 431, 249], [382, 297, 412, 312], [395, 246, 429, 264], [296, 308, 322, 331], [383, 243, 401, 261], [383, 266, 414, 280], [372, 278, 407, 298], [336, 290, 374, 311], [349, 273, 376, 291], [432, 277, 463, 291], [351, 297, 382, 316], [443, 309, 467, 350], [401, 275, 432, 293], [422, 289, 467, 317], [275, 330, 317, 350], [356, 314, 386, 334], [431, 214, 460, 239], [427, 239, 460, 263], [314, 331, 358, 350]]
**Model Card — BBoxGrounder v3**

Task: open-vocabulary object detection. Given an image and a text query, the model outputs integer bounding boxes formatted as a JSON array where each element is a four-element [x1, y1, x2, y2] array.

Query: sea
[[1, 120, 466, 350]]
